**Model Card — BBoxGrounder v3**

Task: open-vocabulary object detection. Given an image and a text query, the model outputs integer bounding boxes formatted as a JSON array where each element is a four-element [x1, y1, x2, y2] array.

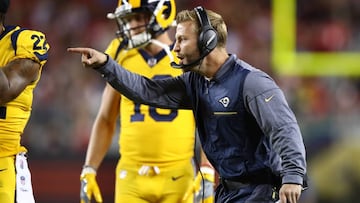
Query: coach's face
[[173, 21, 201, 71]]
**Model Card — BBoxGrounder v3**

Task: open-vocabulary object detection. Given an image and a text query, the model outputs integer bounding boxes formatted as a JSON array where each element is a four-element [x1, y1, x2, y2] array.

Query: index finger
[[67, 47, 90, 54]]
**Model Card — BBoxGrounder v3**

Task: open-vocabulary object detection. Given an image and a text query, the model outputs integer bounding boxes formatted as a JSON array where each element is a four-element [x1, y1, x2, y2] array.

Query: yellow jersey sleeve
[[11, 28, 49, 66]]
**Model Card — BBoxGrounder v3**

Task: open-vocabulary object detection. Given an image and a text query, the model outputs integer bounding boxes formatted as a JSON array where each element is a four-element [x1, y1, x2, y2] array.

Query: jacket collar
[[210, 54, 237, 82]]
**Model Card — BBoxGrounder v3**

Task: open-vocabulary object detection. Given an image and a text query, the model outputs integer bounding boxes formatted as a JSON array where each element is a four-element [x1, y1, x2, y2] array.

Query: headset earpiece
[[194, 6, 218, 56], [171, 6, 218, 69]]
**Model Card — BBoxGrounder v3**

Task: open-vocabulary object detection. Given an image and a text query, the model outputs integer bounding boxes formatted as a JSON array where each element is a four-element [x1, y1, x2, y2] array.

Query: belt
[[220, 170, 281, 191], [220, 177, 250, 191]]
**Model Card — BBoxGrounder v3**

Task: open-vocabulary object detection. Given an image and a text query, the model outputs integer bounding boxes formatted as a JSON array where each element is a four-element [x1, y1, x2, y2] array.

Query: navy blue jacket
[[96, 54, 307, 186]]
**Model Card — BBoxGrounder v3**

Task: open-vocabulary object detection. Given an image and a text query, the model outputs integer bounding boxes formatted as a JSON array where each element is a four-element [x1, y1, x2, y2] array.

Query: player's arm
[[80, 83, 120, 203], [84, 83, 120, 169], [0, 58, 40, 105]]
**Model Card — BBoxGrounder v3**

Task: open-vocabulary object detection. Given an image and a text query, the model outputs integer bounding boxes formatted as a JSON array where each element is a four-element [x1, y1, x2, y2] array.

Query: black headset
[[171, 6, 218, 69], [194, 6, 218, 56]]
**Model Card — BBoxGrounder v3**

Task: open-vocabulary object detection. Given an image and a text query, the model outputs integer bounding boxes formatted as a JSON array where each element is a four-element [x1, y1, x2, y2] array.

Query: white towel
[[15, 153, 35, 203]]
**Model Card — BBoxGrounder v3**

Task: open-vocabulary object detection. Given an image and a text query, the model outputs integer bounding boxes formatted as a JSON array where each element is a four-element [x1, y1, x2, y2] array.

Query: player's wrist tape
[[82, 165, 97, 175]]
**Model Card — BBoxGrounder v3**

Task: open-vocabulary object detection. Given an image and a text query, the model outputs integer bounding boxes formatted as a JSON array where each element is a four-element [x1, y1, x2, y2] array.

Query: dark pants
[[215, 182, 278, 203]]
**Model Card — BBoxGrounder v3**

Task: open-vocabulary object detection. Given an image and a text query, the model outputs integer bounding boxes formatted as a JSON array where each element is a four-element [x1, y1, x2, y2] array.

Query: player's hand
[[278, 183, 302, 203], [80, 166, 103, 203], [183, 166, 215, 203], [67, 47, 108, 69]]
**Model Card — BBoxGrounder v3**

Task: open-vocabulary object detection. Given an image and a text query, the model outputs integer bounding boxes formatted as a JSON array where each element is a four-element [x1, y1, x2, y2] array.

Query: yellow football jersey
[[105, 39, 195, 167], [0, 25, 49, 157]]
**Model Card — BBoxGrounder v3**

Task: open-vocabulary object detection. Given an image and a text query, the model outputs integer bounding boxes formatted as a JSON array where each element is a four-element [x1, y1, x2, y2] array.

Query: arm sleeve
[[95, 57, 191, 109], [243, 71, 307, 185]]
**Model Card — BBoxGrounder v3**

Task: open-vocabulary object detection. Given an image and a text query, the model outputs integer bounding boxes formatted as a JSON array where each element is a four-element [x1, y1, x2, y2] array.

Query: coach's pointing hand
[[68, 47, 108, 69]]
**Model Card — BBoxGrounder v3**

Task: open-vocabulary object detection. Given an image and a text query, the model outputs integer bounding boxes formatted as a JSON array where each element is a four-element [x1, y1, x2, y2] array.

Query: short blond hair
[[176, 8, 227, 48]]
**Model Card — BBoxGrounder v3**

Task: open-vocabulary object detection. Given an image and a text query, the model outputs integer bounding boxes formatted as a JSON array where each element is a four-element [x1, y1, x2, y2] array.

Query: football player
[[0, 0, 49, 202], [79, 0, 214, 203]]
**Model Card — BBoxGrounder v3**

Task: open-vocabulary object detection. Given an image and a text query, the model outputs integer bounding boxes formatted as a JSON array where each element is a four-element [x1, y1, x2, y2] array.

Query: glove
[[183, 166, 215, 203], [80, 166, 103, 203]]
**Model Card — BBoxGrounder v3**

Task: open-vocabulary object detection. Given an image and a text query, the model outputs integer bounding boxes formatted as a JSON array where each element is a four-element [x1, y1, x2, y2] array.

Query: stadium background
[[5, 0, 360, 202]]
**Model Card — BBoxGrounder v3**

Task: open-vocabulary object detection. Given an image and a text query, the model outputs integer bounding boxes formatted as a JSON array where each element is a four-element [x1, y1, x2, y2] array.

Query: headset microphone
[[170, 51, 209, 70]]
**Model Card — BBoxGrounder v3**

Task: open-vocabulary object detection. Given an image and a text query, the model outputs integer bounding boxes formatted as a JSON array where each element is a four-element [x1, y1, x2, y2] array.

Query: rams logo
[[219, 97, 230, 107]]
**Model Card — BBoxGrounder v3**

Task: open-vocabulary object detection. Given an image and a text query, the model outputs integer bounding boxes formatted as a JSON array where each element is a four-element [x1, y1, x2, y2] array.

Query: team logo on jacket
[[219, 97, 230, 107]]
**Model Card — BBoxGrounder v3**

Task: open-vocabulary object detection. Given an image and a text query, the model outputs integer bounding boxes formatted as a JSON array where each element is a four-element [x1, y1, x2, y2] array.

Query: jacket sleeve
[[243, 70, 307, 186], [95, 57, 192, 109], [12, 29, 49, 67]]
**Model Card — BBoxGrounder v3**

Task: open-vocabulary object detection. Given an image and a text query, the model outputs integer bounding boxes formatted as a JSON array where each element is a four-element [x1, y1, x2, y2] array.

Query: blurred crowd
[[4, 0, 360, 202]]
